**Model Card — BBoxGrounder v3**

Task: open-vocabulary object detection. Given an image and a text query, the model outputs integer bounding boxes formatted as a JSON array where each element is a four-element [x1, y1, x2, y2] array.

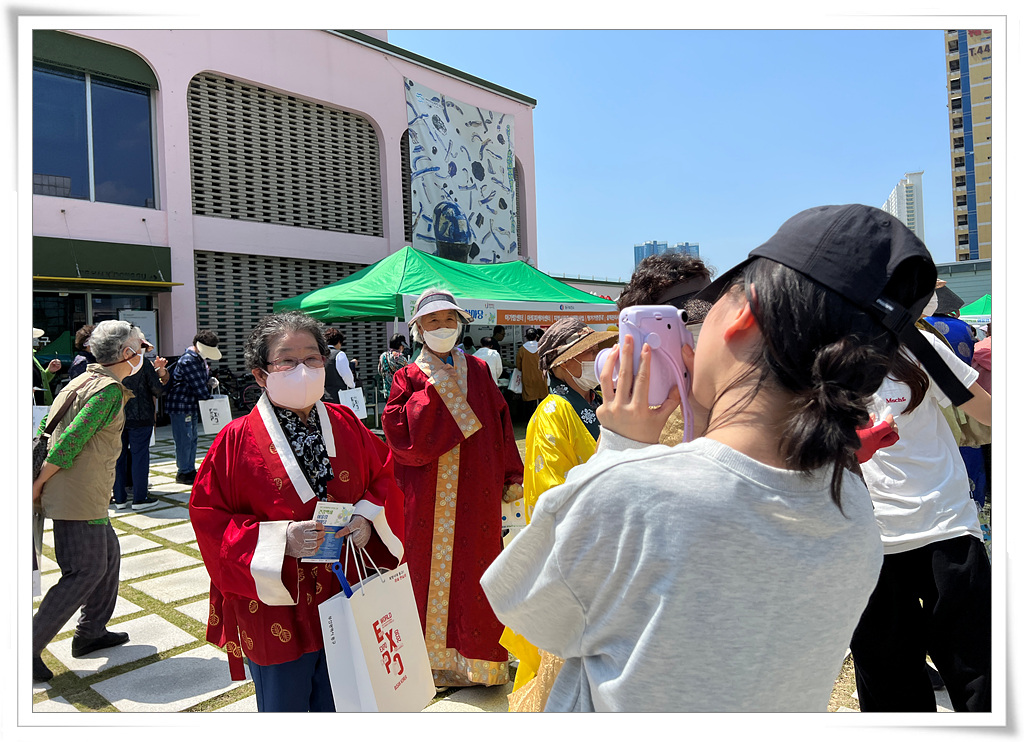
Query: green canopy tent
[[959, 293, 991, 320], [273, 246, 617, 325]]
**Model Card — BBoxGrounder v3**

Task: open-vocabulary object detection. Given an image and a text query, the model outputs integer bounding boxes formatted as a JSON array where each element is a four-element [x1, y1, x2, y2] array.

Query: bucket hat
[[696, 204, 973, 405], [409, 288, 474, 325], [538, 317, 616, 373]]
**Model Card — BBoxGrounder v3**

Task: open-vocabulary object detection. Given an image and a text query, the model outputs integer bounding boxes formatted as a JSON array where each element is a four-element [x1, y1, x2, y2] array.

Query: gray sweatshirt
[[481, 431, 883, 712]]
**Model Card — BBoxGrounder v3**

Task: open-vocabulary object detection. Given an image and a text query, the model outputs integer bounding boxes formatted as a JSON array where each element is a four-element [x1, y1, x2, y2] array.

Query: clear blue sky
[[389, 29, 957, 282]]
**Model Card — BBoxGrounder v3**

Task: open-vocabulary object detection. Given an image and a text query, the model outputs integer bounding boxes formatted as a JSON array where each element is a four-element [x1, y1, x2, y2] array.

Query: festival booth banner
[[405, 79, 517, 265], [401, 294, 618, 328]]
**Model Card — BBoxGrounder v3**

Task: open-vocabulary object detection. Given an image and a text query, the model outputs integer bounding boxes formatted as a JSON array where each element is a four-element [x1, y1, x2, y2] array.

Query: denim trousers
[[169, 412, 198, 475], [113, 426, 153, 503]]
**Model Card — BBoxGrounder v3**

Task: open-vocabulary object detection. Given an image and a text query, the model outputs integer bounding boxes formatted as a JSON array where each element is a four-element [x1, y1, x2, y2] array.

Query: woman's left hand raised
[[596, 333, 679, 444]]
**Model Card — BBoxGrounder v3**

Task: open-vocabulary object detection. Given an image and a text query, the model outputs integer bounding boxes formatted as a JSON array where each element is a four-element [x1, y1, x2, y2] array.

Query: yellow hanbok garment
[[501, 382, 601, 699]]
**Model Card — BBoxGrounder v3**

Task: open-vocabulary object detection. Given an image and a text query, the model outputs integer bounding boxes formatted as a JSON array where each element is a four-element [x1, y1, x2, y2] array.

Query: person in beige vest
[[32, 320, 142, 683]]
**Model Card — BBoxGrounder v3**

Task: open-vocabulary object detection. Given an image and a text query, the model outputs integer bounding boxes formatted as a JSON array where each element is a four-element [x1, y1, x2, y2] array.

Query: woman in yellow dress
[[501, 317, 615, 707]]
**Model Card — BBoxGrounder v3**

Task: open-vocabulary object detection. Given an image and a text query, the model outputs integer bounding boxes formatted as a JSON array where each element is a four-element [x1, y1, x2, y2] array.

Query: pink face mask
[[264, 363, 325, 409]]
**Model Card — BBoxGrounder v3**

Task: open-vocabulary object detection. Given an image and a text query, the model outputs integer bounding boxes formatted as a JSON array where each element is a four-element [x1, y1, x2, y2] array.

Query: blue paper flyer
[[302, 501, 355, 563]]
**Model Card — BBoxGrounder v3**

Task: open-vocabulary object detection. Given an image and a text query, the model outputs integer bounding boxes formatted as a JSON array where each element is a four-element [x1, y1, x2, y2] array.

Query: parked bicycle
[[210, 366, 263, 415]]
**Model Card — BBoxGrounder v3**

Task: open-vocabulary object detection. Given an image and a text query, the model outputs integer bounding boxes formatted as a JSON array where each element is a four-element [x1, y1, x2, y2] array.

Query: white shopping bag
[[336, 387, 367, 419], [198, 395, 232, 435], [319, 547, 434, 712], [501, 497, 528, 530]]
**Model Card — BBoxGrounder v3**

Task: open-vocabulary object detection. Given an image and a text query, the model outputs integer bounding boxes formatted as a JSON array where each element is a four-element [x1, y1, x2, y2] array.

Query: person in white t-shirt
[[850, 295, 993, 712], [473, 336, 502, 384]]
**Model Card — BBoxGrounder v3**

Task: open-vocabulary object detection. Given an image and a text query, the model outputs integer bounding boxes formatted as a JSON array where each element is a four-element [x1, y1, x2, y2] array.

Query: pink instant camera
[[594, 305, 696, 442]]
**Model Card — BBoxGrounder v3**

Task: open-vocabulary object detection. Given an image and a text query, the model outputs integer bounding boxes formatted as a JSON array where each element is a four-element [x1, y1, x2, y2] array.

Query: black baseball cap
[[697, 204, 973, 406]]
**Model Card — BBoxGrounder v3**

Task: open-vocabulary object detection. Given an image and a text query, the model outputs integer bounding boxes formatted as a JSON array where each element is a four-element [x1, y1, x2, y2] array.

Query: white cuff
[[252, 521, 298, 606], [352, 498, 383, 522], [596, 428, 652, 453]]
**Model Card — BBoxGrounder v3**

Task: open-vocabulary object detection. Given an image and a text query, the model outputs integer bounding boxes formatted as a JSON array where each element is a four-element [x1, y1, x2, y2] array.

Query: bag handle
[[42, 390, 78, 437], [331, 536, 386, 598]]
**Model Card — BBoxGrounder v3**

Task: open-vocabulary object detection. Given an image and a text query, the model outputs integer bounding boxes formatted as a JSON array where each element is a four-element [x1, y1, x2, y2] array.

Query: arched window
[[32, 31, 157, 207]]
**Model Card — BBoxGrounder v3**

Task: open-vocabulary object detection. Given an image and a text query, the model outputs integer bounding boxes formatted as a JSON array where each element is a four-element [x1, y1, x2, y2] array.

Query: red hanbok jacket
[[190, 396, 404, 679]]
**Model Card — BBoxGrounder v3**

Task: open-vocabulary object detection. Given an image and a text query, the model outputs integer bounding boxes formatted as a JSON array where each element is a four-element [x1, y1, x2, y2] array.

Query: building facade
[[31, 29, 538, 380], [945, 29, 992, 262], [633, 240, 700, 267], [881, 171, 925, 242]]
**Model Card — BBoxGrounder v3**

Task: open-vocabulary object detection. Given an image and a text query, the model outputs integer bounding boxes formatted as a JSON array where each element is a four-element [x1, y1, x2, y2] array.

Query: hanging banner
[[405, 78, 517, 265], [401, 295, 618, 327]]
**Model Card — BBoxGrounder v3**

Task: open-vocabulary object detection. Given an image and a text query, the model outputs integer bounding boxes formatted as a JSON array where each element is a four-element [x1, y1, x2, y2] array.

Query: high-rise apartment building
[[881, 171, 925, 242], [633, 240, 700, 267], [945, 29, 992, 261]]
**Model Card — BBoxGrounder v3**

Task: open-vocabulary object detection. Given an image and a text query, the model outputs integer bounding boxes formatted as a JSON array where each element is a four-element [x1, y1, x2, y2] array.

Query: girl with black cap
[[481, 204, 969, 712]]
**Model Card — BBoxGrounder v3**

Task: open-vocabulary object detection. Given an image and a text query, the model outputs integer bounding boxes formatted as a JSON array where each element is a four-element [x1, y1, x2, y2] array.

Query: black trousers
[[850, 535, 991, 712]]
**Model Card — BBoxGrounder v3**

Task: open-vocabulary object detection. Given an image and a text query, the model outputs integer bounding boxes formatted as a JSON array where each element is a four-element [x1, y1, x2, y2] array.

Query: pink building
[[31, 29, 537, 382]]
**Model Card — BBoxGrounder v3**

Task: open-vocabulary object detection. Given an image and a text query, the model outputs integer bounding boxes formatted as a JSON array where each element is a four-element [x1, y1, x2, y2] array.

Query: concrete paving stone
[[214, 693, 258, 712], [133, 565, 210, 603], [35, 595, 142, 636], [39, 554, 58, 572], [116, 506, 191, 531], [115, 534, 163, 555], [38, 570, 61, 597], [48, 613, 198, 677], [119, 549, 201, 581], [935, 689, 953, 712], [175, 598, 211, 624], [151, 522, 196, 544], [32, 695, 80, 712], [91, 644, 251, 712], [42, 530, 54, 549], [423, 682, 513, 713], [149, 483, 192, 495]]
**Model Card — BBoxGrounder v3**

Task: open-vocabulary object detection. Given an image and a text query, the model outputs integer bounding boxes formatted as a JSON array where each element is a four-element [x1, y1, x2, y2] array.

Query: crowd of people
[[30, 203, 994, 714]]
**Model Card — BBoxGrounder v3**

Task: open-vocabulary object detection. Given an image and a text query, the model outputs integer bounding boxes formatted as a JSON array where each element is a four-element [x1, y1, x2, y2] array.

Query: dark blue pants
[[114, 426, 153, 504], [248, 649, 336, 712], [169, 412, 198, 475]]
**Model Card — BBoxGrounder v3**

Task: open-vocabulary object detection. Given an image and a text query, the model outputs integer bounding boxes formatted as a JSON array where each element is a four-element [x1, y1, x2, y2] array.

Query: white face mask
[[422, 327, 459, 354], [923, 292, 939, 318], [265, 364, 326, 409], [570, 360, 600, 391], [126, 349, 143, 376]]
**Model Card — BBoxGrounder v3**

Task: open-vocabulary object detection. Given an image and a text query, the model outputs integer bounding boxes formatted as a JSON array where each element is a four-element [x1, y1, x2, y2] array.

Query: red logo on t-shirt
[[886, 397, 907, 404]]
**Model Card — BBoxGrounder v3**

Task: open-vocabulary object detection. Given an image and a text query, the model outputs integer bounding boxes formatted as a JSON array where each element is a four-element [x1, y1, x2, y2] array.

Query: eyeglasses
[[266, 355, 327, 370]]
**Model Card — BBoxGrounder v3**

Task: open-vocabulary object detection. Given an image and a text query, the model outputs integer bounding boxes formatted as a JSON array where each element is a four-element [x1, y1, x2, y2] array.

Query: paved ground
[[31, 424, 957, 714]]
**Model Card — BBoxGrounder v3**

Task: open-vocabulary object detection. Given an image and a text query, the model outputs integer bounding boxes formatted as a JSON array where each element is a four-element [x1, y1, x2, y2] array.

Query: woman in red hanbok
[[190, 312, 404, 712], [383, 289, 524, 689]]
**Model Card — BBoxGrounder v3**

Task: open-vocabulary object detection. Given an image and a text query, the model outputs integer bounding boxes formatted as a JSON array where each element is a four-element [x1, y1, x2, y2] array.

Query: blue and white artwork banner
[[405, 78, 517, 264]]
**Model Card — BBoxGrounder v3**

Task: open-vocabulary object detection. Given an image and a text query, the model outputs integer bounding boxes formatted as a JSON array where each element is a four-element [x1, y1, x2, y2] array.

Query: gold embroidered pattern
[[270, 622, 293, 643], [269, 443, 277, 455], [274, 477, 283, 491], [240, 630, 254, 651], [225, 641, 242, 658], [430, 652, 509, 687], [307, 593, 313, 605], [415, 351, 482, 439], [209, 605, 220, 626], [339, 470, 350, 482], [425, 446, 458, 667], [248, 600, 259, 614], [297, 568, 305, 582]]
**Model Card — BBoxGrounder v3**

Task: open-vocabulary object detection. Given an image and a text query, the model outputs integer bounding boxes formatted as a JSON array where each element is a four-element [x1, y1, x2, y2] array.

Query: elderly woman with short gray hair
[[32, 319, 145, 682], [189, 311, 405, 712]]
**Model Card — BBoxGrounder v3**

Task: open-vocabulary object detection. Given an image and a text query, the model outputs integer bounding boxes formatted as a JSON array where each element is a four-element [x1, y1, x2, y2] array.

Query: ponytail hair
[[711, 259, 920, 512]]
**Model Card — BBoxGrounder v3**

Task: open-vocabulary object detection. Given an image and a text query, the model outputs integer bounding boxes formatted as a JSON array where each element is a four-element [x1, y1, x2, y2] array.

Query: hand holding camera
[[595, 305, 696, 444]]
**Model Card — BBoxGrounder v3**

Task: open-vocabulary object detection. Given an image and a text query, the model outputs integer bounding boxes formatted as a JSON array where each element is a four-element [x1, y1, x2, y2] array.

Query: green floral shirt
[[37, 385, 123, 469]]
